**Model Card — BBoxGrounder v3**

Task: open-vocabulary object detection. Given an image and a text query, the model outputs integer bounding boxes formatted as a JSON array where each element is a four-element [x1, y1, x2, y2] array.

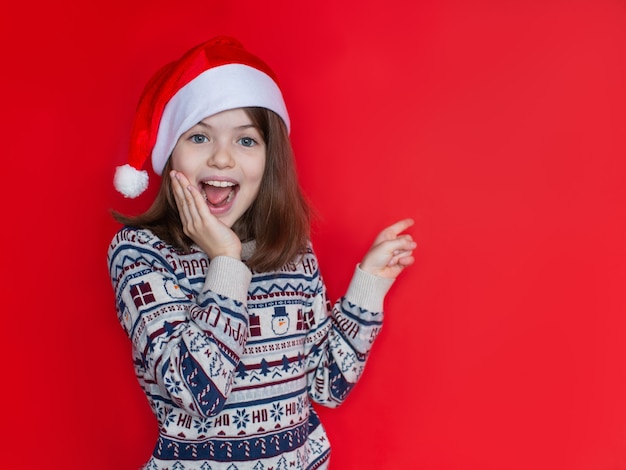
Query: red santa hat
[[114, 36, 290, 198]]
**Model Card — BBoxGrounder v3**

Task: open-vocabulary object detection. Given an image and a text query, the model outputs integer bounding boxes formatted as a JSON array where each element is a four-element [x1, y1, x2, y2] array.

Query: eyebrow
[[195, 121, 257, 131]]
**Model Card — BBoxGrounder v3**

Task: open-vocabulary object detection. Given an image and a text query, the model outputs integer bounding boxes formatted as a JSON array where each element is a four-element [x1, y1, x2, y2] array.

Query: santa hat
[[114, 36, 290, 198]]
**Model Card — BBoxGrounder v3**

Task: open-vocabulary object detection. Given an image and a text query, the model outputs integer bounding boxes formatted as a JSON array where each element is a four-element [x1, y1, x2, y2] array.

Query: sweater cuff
[[345, 265, 395, 312], [203, 256, 252, 303]]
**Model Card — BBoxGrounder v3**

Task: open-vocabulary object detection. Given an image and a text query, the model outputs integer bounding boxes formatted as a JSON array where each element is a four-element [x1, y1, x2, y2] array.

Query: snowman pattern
[[271, 306, 290, 335]]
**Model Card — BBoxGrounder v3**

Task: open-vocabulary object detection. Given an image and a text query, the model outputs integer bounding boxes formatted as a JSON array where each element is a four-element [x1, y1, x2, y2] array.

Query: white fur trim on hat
[[114, 164, 149, 198], [151, 63, 289, 176]]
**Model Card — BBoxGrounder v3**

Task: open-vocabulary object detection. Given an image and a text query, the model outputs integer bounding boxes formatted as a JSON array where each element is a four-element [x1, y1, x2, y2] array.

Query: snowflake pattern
[[153, 401, 165, 421], [296, 396, 306, 415], [233, 409, 250, 429], [163, 410, 176, 427], [165, 377, 183, 394], [194, 417, 212, 434], [270, 402, 283, 422]]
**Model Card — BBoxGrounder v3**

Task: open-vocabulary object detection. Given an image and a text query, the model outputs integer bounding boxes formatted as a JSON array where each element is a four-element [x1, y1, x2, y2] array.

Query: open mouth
[[201, 180, 239, 208]]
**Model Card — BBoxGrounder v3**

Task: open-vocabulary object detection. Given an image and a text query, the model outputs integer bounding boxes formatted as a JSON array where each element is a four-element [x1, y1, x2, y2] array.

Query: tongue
[[204, 186, 233, 207]]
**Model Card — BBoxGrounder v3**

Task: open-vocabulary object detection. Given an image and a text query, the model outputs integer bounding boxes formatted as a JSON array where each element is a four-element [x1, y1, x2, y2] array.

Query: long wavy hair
[[113, 107, 311, 272]]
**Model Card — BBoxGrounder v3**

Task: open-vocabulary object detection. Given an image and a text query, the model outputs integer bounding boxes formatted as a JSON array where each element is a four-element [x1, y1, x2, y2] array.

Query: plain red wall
[[2, 1, 626, 469]]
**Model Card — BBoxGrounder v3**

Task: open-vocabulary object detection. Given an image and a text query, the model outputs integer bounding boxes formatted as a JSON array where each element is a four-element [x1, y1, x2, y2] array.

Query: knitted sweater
[[107, 227, 393, 469]]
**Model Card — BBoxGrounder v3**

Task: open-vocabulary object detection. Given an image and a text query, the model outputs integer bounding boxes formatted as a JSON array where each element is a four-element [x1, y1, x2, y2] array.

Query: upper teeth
[[204, 181, 235, 187]]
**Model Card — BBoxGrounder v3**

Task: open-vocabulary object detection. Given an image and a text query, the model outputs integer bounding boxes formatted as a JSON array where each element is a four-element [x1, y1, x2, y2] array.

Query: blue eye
[[191, 134, 208, 144], [238, 137, 256, 147]]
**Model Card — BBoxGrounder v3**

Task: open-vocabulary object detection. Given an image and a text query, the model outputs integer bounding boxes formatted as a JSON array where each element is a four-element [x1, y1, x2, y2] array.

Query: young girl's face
[[170, 108, 266, 228]]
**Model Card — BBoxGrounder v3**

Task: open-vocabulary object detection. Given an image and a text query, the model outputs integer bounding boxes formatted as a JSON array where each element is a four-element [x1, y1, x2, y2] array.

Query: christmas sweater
[[107, 227, 393, 469]]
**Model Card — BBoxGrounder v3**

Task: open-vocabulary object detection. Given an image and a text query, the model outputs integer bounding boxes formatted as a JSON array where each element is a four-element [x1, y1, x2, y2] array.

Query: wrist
[[204, 256, 251, 303], [211, 247, 241, 260], [201, 240, 242, 260], [347, 265, 395, 311]]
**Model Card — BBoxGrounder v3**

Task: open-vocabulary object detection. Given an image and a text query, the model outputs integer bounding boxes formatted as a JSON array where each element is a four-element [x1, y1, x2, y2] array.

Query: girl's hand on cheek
[[170, 171, 242, 260], [360, 218, 417, 280]]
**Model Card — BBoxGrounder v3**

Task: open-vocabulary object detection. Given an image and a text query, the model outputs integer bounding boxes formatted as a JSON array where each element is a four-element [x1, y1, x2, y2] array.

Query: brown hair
[[113, 107, 311, 272]]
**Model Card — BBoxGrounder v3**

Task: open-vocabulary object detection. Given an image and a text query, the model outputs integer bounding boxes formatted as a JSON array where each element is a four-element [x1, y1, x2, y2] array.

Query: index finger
[[374, 218, 415, 244]]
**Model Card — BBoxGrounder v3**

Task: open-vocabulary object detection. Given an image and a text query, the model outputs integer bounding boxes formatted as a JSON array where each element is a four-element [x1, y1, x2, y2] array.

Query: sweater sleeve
[[107, 228, 251, 418], [305, 258, 394, 407]]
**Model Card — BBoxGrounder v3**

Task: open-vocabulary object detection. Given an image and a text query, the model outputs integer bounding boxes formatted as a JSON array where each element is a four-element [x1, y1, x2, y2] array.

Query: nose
[[207, 142, 234, 169]]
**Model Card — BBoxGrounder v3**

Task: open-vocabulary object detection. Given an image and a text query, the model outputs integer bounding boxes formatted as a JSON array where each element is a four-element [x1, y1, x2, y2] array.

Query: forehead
[[196, 108, 254, 127]]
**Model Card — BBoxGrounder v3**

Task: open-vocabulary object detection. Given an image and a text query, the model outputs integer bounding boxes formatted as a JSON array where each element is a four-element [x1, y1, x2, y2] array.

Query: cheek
[[170, 148, 195, 174], [169, 149, 183, 171], [241, 154, 266, 191], [255, 162, 266, 184], [253, 154, 267, 183]]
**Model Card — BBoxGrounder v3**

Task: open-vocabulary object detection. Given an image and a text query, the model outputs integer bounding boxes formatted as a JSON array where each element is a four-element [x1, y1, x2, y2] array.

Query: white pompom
[[114, 164, 149, 198]]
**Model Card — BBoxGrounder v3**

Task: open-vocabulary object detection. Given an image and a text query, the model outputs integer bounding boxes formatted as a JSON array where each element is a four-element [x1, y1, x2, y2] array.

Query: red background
[[2, 1, 626, 469]]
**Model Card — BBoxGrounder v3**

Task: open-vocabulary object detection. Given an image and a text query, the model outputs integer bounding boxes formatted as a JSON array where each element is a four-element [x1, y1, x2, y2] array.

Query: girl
[[108, 36, 416, 470]]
